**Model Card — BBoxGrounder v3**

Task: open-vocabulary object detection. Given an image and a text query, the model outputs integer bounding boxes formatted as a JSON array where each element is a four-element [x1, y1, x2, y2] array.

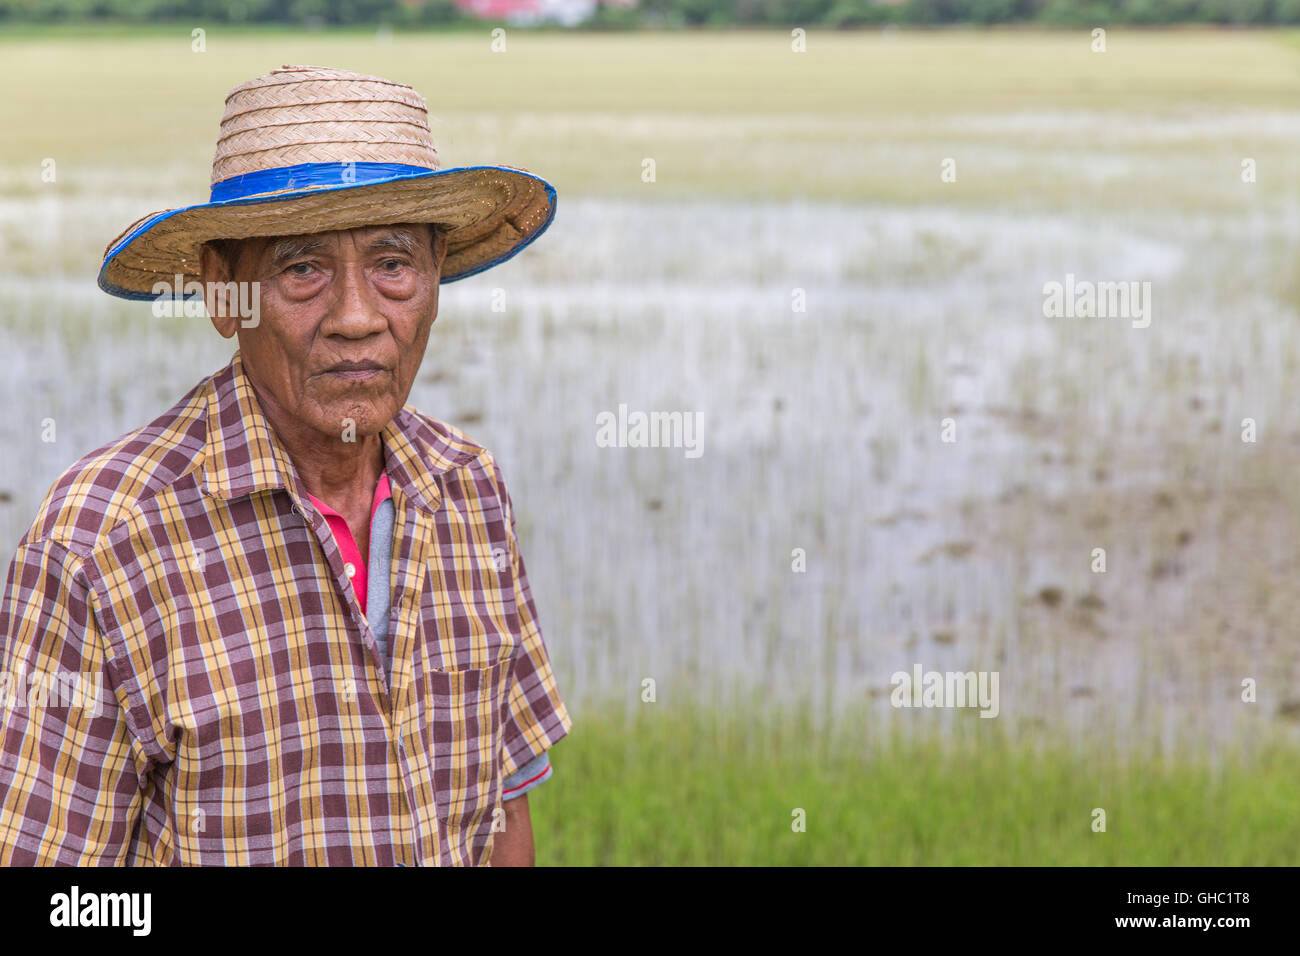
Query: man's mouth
[[323, 360, 387, 382]]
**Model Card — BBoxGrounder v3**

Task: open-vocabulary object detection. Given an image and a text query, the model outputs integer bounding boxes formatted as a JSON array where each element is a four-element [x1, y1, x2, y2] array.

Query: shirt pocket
[[424, 657, 513, 865], [420, 551, 519, 673]]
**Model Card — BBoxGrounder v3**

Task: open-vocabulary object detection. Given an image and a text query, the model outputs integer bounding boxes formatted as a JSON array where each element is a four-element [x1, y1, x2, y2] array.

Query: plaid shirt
[[0, 351, 571, 865]]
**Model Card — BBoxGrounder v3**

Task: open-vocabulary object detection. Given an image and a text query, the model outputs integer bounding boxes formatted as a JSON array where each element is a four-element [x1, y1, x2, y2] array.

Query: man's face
[[200, 223, 448, 440]]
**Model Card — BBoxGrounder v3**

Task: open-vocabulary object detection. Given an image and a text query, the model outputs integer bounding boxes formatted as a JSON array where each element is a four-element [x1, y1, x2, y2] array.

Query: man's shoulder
[[394, 406, 506, 481], [24, 374, 215, 557]]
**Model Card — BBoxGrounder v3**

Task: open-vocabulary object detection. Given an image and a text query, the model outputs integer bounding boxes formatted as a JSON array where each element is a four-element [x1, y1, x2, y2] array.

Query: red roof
[[453, 0, 543, 16], [452, 0, 636, 18]]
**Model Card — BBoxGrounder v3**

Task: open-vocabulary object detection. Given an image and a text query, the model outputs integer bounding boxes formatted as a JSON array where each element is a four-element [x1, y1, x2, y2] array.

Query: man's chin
[[310, 399, 398, 440]]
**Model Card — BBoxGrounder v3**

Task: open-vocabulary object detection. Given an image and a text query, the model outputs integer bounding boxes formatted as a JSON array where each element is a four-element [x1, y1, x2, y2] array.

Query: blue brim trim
[[97, 163, 558, 301]]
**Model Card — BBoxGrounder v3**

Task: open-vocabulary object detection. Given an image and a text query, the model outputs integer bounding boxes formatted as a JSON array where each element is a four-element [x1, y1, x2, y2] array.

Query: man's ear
[[199, 241, 240, 339]]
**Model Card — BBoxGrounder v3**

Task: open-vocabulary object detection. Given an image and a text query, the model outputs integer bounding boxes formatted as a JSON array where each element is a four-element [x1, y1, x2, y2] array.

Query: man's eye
[[381, 259, 405, 272], [287, 262, 315, 276]]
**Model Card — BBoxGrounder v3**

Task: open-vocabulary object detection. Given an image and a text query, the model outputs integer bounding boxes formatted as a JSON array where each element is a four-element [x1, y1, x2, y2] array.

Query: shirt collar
[[200, 350, 478, 515]]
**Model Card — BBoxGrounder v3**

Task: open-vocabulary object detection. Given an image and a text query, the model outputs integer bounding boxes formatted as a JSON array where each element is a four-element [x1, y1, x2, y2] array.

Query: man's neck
[[244, 373, 385, 517]]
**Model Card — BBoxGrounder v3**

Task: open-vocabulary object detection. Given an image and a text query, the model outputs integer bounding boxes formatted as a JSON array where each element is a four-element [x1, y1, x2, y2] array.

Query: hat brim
[[97, 164, 556, 300]]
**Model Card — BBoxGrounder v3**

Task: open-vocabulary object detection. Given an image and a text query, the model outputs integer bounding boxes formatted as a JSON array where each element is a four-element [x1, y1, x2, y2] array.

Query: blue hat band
[[209, 161, 434, 203]]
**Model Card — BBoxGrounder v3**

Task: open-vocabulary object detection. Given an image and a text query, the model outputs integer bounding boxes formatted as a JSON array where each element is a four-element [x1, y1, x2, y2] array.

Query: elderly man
[[0, 66, 571, 865]]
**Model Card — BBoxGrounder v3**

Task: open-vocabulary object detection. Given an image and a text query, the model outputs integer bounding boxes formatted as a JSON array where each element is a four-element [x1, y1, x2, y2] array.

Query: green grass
[[531, 700, 1300, 865]]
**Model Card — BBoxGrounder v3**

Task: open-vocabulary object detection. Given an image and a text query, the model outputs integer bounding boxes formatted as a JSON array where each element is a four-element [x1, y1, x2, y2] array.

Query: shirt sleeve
[[0, 538, 148, 865], [500, 749, 551, 802], [490, 457, 573, 781]]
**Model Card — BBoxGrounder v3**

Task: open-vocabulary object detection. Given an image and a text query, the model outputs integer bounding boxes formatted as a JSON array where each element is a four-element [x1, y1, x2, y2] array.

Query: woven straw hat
[[98, 65, 556, 300]]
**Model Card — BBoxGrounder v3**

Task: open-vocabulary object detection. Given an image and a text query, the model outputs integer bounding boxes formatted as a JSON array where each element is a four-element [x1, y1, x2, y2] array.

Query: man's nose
[[324, 261, 388, 337]]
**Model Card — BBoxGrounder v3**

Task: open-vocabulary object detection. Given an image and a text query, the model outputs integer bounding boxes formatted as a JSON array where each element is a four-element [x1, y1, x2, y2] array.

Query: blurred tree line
[[0, 0, 464, 24], [3, 0, 1300, 27]]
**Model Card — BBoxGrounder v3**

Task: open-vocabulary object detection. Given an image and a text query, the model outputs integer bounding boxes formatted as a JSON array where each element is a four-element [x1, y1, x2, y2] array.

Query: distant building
[[453, 0, 635, 26]]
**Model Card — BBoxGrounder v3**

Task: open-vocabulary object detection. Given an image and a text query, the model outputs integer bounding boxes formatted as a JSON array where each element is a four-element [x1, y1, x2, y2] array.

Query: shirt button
[[344, 562, 357, 579]]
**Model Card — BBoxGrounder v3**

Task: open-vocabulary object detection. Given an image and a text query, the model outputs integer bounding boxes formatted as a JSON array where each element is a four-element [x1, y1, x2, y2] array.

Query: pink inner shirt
[[305, 472, 392, 617]]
